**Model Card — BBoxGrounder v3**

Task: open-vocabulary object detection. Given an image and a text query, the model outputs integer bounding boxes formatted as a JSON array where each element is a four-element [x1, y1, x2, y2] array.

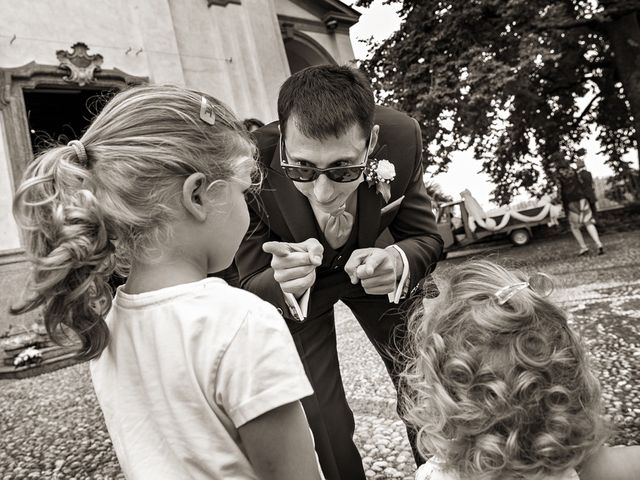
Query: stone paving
[[0, 231, 638, 479]]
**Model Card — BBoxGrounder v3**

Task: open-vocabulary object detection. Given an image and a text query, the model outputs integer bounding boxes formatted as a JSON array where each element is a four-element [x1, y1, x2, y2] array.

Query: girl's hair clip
[[494, 273, 554, 305], [200, 96, 216, 125]]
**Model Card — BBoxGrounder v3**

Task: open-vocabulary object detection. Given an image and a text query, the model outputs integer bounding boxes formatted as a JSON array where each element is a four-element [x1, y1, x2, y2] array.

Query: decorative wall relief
[[56, 43, 104, 87]]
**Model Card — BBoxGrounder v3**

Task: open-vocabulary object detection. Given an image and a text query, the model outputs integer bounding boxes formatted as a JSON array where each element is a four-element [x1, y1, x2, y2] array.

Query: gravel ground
[[0, 230, 638, 479]]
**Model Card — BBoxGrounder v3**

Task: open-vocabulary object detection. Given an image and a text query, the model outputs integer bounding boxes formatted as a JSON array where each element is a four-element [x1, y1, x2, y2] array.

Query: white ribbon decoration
[[467, 203, 555, 232]]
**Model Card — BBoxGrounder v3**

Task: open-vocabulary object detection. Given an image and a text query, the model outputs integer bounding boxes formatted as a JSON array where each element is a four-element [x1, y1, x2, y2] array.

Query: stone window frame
[[0, 62, 147, 195]]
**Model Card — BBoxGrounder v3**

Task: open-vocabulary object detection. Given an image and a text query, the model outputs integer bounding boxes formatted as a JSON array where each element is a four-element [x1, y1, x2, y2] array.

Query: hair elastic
[[494, 272, 554, 305], [68, 140, 88, 166]]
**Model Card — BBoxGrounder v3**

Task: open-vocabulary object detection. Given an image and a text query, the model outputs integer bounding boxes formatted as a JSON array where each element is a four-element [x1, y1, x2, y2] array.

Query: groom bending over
[[234, 65, 443, 480]]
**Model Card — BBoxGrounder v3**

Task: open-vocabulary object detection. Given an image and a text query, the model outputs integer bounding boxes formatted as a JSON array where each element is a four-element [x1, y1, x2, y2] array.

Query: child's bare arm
[[238, 400, 323, 480], [578, 446, 640, 480]]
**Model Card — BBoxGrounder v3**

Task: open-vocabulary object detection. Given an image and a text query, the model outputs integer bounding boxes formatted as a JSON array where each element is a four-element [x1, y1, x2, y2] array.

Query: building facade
[[0, 0, 359, 329]]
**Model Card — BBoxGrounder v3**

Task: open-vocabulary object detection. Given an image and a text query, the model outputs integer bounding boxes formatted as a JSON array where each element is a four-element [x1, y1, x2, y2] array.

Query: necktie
[[323, 207, 354, 249]]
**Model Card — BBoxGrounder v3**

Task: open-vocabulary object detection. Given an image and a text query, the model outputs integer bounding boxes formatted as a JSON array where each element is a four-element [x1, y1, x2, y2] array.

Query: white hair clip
[[200, 96, 216, 125], [494, 273, 554, 305]]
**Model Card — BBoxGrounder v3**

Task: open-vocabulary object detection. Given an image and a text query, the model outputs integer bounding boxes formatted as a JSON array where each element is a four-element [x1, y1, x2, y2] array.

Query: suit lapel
[[357, 142, 387, 246]]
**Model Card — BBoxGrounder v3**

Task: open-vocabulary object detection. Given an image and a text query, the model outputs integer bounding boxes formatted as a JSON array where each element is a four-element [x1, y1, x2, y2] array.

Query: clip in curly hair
[[494, 272, 554, 305], [200, 96, 216, 125], [67, 140, 88, 166]]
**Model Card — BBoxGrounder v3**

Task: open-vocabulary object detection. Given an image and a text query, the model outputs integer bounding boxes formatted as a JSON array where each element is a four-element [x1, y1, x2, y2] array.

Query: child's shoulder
[[415, 458, 458, 480], [203, 282, 281, 316], [163, 281, 289, 356], [415, 459, 579, 480], [193, 280, 285, 330]]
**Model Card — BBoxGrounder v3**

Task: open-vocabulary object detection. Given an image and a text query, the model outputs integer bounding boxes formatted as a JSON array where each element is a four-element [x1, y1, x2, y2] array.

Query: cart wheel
[[510, 229, 531, 246]]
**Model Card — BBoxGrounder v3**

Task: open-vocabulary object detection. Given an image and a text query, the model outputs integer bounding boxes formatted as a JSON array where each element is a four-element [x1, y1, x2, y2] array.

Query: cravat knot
[[323, 207, 354, 249]]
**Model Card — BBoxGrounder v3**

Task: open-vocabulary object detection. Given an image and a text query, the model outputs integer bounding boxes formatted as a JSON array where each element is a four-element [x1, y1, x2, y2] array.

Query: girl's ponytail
[[12, 85, 257, 360], [12, 143, 115, 360]]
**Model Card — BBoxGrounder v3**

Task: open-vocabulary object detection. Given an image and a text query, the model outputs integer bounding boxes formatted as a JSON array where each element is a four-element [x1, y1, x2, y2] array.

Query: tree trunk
[[606, 12, 640, 180]]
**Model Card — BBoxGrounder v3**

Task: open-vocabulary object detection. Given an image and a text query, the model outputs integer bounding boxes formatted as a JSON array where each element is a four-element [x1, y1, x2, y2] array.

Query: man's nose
[[313, 174, 335, 202]]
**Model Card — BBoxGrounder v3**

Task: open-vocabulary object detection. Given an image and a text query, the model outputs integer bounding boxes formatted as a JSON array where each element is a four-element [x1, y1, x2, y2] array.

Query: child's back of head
[[12, 85, 256, 360], [404, 260, 606, 480]]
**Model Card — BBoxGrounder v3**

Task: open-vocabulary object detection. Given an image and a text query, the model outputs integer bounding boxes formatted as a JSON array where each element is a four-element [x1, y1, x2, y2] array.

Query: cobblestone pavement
[[0, 231, 638, 479]]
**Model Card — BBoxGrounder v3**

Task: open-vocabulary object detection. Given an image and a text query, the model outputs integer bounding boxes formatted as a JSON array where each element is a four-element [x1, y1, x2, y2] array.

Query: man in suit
[[234, 65, 443, 480]]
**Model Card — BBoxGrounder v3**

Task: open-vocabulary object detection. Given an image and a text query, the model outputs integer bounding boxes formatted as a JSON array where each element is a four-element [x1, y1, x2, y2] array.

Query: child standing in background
[[404, 260, 638, 480], [12, 85, 323, 480]]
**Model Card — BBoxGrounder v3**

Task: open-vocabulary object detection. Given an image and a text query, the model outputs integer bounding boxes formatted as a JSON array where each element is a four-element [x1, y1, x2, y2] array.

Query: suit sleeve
[[584, 171, 596, 202], [388, 118, 443, 294], [234, 201, 298, 321]]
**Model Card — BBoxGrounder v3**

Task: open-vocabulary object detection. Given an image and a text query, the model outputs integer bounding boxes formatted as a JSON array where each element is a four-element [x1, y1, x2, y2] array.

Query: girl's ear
[[182, 173, 208, 221]]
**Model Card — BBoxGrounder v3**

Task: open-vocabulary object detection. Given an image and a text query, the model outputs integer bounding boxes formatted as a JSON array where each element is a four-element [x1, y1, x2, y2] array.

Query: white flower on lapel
[[376, 160, 396, 182], [365, 158, 396, 202]]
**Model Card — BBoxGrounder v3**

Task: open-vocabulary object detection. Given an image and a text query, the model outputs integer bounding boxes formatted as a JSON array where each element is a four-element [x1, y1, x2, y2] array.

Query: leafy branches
[[357, 0, 640, 203]]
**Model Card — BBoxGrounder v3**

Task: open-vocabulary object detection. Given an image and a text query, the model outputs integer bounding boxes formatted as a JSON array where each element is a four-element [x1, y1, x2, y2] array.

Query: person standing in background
[[575, 152, 598, 218], [557, 158, 604, 256]]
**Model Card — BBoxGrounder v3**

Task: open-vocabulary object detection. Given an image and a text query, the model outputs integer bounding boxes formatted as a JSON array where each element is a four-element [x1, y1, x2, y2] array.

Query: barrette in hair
[[494, 272, 554, 305], [200, 96, 216, 125], [68, 140, 88, 166]]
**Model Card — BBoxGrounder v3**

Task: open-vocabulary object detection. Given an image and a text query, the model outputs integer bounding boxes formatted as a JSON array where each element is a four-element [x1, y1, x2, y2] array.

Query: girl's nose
[[313, 174, 335, 202]]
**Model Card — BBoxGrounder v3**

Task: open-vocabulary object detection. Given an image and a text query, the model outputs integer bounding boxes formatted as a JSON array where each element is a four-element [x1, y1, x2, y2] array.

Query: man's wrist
[[291, 287, 307, 300], [282, 289, 310, 322]]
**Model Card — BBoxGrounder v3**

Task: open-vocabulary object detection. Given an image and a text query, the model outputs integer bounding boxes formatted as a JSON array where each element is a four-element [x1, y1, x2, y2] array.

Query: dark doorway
[[22, 86, 125, 293], [23, 87, 116, 155]]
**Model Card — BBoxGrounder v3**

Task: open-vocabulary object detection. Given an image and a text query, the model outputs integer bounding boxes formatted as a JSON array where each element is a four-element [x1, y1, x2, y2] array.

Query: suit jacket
[[577, 168, 596, 203], [235, 106, 443, 321], [559, 167, 594, 214]]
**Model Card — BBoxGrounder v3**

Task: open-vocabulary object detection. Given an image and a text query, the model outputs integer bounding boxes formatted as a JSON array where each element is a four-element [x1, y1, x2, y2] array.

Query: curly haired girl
[[12, 85, 323, 480], [404, 260, 638, 480]]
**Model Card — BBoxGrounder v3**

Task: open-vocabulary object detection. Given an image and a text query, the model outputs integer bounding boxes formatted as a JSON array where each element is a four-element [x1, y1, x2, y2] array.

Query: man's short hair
[[278, 64, 375, 140], [243, 118, 264, 132]]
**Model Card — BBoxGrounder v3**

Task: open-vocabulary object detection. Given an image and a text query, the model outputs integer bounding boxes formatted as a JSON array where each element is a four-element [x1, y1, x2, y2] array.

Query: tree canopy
[[356, 0, 640, 203]]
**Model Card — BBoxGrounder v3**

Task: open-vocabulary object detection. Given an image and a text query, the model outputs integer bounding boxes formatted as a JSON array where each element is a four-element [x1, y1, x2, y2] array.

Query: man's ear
[[368, 125, 380, 156], [182, 173, 208, 222]]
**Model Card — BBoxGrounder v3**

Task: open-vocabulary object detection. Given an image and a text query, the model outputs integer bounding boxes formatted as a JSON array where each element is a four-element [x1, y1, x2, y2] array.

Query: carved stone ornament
[[56, 42, 104, 86]]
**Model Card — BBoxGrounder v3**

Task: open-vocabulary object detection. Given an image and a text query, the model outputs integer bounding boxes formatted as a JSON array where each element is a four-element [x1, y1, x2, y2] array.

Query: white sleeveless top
[[415, 457, 579, 480]]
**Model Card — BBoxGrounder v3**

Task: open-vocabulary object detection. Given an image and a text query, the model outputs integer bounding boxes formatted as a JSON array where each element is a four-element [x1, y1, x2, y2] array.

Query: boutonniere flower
[[365, 159, 396, 202]]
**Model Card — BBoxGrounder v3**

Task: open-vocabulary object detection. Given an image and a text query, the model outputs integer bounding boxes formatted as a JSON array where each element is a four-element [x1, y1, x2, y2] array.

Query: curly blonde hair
[[402, 260, 605, 480], [12, 85, 256, 360]]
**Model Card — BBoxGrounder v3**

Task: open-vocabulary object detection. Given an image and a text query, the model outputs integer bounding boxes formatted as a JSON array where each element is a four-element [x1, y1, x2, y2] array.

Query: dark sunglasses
[[279, 133, 371, 183]]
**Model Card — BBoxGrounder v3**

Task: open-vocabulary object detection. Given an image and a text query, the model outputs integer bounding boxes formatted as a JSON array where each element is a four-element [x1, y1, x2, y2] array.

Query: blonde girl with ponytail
[[12, 85, 323, 480]]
